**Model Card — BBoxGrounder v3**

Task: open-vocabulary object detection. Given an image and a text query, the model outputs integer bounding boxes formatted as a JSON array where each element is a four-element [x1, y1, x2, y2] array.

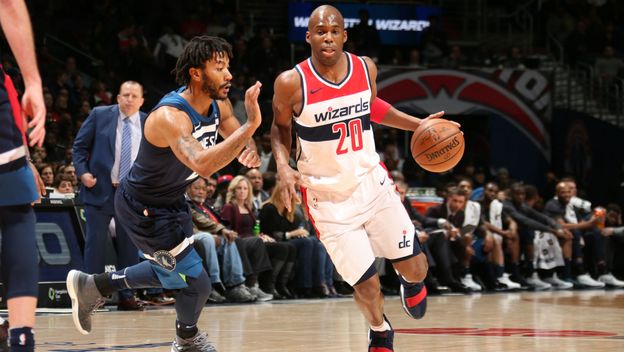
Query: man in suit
[[73, 80, 146, 310]]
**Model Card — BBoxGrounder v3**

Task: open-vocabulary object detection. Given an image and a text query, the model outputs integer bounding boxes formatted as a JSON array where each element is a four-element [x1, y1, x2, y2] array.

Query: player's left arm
[[217, 98, 260, 167], [362, 56, 445, 131]]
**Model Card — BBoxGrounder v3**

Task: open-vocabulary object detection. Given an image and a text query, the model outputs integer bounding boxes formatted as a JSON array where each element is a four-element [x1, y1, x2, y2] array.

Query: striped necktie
[[118, 117, 132, 181]]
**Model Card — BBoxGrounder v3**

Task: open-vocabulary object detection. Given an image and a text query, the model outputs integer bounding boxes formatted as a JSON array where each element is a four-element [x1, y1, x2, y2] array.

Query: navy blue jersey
[[124, 87, 220, 205], [0, 67, 38, 205]]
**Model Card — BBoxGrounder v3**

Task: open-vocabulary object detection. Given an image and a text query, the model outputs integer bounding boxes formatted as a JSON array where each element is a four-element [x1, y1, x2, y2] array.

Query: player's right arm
[[0, 0, 45, 147], [271, 69, 302, 211], [146, 84, 262, 178]]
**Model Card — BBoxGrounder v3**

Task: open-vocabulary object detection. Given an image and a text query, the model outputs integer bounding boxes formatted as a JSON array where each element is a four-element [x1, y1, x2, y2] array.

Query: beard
[[201, 72, 227, 100], [191, 195, 206, 204]]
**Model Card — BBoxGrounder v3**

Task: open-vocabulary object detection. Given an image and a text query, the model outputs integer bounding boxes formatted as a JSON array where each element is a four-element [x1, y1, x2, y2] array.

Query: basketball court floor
[[30, 290, 624, 351]]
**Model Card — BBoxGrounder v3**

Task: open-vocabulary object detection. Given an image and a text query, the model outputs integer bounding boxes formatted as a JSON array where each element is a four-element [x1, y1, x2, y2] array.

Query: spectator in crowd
[[187, 175, 273, 302], [421, 15, 448, 65], [378, 143, 403, 172], [246, 168, 269, 215], [479, 182, 523, 289], [259, 179, 331, 298], [600, 204, 624, 286], [499, 46, 526, 69], [257, 132, 275, 173], [186, 178, 255, 303], [544, 182, 605, 287], [153, 26, 188, 70], [595, 45, 624, 85], [503, 182, 570, 290], [49, 174, 75, 198], [426, 187, 481, 291], [37, 163, 55, 188], [396, 181, 464, 293], [31, 145, 48, 165], [220, 175, 282, 301], [72, 80, 146, 310], [441, 45, 467, 68], [407, 49, 423, 68]]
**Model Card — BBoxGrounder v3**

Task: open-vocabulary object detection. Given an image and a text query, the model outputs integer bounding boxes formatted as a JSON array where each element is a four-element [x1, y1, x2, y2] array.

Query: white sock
[[371, 320, 391, 332]]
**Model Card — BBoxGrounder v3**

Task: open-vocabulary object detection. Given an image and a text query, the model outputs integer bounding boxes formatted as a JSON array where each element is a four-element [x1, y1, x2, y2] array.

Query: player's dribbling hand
[[278, 166, 301, 212], [244, 81, 262, 129], [421, 111, 461, 129]]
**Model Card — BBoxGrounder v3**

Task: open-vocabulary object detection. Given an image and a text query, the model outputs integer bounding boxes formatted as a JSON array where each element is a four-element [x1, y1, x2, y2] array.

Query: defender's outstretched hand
[[244, 81, 262, 129]]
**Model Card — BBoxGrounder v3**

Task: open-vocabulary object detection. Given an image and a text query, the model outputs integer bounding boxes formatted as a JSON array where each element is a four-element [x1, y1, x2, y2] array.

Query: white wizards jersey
[[294, 52, 380, 192]]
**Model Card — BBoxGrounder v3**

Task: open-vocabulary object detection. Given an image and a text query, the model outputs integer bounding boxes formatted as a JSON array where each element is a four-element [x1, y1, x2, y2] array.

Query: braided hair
[[173, 35, 233, 86]]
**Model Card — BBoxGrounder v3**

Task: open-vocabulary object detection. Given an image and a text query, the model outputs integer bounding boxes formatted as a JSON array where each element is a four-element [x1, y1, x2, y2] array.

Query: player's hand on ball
[[421, 111, 460, 128]]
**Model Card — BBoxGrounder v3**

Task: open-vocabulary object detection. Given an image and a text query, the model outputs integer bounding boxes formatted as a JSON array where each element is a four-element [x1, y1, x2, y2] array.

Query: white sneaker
[[461, 274, 482, 291], [497, 273, 521, 289], [598, 273, 624, 288], [526, 272, 552, 290], [543, 273, 573, 290], [576, 274, 606, 288], [248, 284, 273, 301]]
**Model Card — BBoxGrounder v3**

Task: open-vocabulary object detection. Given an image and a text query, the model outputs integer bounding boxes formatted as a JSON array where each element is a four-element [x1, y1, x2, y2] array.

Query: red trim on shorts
[[3, 71, 25, 142], [405, 285, 427, 308], [370, 348, 393, 352], [300, 186, 321, 238], [379, 162, 399, 192]]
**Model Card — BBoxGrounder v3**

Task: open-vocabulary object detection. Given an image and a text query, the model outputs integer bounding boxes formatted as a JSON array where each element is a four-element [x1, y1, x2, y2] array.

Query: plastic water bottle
[[253, 220, 261, 236]]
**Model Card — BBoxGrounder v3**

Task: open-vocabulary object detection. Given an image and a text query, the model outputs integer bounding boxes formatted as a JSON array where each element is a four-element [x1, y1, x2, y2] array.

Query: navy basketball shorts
[[114, 184, 203, 289]]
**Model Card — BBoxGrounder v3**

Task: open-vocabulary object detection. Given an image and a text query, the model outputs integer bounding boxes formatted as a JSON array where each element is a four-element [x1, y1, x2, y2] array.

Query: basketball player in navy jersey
[[66, 36, 262, 351], [272, 5, 444, 351], [0, 1, 46, 351]]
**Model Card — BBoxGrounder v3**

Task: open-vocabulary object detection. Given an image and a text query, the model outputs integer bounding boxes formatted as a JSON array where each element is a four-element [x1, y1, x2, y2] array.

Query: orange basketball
[[411, 118, 464, 173]]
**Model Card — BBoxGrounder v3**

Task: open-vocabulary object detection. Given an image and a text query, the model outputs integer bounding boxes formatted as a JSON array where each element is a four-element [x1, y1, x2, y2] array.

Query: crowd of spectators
[[2, 0, 624, 306]]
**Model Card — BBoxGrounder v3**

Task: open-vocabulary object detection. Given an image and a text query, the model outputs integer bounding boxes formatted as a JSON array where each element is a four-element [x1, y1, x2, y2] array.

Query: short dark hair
[[173, 36, 233, 86]]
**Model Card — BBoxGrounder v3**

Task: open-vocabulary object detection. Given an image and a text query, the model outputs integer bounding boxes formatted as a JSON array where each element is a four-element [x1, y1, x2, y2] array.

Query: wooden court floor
[[32, 290, 624, 351]]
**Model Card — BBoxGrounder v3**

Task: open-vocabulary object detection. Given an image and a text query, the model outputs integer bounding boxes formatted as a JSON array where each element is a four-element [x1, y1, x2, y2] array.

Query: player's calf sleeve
[[94, 261, 161, 296]]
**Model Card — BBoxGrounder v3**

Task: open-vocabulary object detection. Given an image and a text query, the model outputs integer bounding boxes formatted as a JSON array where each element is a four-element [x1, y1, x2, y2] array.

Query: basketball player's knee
[[188, 270, 212, 300], [402, 256, 428, 283]]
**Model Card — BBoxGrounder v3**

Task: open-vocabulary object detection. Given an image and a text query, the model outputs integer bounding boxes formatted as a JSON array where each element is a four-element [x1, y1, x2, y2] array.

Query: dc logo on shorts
[[153, 250, 177, 271], [398, 230, 411, 249]]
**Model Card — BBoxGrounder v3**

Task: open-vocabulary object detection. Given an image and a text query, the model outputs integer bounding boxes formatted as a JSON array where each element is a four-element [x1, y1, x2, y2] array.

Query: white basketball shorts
[[301, 164, 420, 286]]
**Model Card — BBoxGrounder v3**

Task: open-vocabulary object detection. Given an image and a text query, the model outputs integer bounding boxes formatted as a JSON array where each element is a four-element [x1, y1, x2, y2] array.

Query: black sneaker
[[66, 270, 106, 335], [368, 315, 394, 352], [172, 331, 217, 352], [398, 275, 427, 319]]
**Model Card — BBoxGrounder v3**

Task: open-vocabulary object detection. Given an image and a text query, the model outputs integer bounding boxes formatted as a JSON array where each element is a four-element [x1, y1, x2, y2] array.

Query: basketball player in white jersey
[[271, 5, 445, 351]]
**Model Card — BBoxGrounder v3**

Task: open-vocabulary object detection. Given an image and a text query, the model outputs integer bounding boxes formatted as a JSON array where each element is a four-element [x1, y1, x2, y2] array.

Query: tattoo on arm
[[177, 135, 199, 163]]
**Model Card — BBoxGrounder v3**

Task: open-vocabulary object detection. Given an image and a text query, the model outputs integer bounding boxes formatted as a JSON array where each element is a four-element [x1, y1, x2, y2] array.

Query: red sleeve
[[370, 97, 391, 123]]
